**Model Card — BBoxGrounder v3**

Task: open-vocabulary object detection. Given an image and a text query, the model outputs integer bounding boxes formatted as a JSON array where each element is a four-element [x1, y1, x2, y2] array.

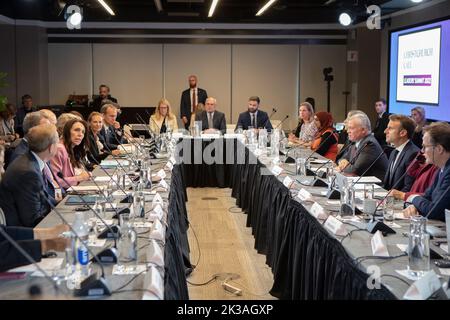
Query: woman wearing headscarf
[[310, 111, 338, 161]]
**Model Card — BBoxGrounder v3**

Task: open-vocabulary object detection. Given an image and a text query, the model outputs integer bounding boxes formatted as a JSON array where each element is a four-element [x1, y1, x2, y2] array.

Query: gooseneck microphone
[[40, 192, 111, 297], [274, 115, 289, 130], [57, 172, 119, 265], [349, 145, 389, 188], [262, 107, 277, 130]]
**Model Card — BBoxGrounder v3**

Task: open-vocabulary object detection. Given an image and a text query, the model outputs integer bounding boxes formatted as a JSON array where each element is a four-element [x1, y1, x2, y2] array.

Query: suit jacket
[[8, 138, 29, 167], [87, 131, 109, 165], [91, 95, 117, 113], [412, 159, 450, 221], [0, 225, 42, 272], [235, 110, 273, 131], [98, 124, 127, 151], [180, 88, 208, 126], [14, 106, 37, 138], [373, 112, 390, 146], [0, 152, 55, 227], [383, 140, 419, 191], [195, 110, 226, 135], [341, 133, 389, 181], [50, 143, 79, 189]]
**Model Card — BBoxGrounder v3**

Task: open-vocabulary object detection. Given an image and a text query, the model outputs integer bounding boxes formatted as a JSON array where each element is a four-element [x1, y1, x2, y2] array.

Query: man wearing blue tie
[[403, 122, 450, 221], [235, 96, 273, 132]]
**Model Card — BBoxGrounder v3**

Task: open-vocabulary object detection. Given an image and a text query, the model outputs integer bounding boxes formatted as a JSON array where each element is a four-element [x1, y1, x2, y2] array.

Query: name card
[[403, 270, 442, 300], [271, 165, 283, 176], [165, 161, 173, 171], [159, 179, 169, 190], [272, 157, 280, 165], [156, 169, 166, 179], [148, 204, 164, 222], [297, 188, 313, 201], [253, 149, 263, 157], [169, 156, 176, 165], [324, 215, 347, 236], [152, 193, 164, 207], [310, 202, 328, 220], [371, 231, 389, 257], [149, 219, 165, 243], [146, 240, 164, 267], [283, 176, 294, 188]]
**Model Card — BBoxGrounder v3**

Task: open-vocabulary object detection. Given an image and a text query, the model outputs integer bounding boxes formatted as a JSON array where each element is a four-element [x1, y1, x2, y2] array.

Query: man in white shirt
[[383, 114, 419, 191], [180, 75, 208, 130]]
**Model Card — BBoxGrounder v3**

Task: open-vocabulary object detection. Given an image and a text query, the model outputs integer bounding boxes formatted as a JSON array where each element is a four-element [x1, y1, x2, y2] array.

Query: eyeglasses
[[422, 144, 435, 151]]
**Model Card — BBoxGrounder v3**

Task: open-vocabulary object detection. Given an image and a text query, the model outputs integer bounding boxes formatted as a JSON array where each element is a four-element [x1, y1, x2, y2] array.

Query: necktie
[[251, 113, 256, 128], [208, 112, 213, 129], [192, 89, 196, 113], [42, 166, 55, 198], [350, 144, 357, 161], [389, 149, 399, 184]]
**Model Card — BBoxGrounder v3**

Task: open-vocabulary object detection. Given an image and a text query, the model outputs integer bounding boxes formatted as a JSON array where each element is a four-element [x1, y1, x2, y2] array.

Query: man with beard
[[180, 75, 208, 130], [235, 96, 273, 132]]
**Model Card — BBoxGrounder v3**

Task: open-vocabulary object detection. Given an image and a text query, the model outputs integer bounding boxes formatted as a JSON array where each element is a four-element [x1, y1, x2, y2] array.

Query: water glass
[[296, 157, 306, 176], [382, 196, 395, 222], [408, 216, 430, 278]]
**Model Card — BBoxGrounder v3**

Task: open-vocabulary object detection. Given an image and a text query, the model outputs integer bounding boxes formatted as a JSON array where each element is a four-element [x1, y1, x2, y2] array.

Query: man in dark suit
[[383, 115, 419, 191], [91, 84, 118, 112], [373, 98, 390, 146], [0, 224, 69, 272], [98, 104, 128, 151], [0, 124, 59, 227], [337, 112, 388, 181], [235, 96, 273, 132], [14, 94, 37, 138], [195, 97, 226, 135], [180, 75, 208, 130], [403, 123, 450, 221], [8, 111, 51, 166]]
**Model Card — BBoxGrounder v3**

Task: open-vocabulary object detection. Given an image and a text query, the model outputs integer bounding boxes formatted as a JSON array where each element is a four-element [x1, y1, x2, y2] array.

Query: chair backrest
[[0, 208, 6, 226]]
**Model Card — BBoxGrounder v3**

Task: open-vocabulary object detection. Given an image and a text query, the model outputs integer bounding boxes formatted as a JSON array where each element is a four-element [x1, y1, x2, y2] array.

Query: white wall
[[48, 43, 347, 129]]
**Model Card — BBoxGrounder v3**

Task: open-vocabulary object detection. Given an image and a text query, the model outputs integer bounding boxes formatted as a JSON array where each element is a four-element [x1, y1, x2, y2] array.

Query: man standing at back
[[180, 75, 208, 130], [373, 98, 390, 146]]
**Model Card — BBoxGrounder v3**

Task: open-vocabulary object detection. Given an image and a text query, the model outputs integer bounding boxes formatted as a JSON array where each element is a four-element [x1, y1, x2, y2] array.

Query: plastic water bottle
[[72, 212, 90, 278]]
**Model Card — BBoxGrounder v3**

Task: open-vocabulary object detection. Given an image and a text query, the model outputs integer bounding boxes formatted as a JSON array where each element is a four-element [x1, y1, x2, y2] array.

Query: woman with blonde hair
[[149, 98, 178, 134], [411, 106, 427, 149]]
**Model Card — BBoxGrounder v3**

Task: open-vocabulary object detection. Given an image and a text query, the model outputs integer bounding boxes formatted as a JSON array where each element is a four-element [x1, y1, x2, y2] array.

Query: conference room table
[[0, 148, 191, 300], [179, 136, 449, 300]]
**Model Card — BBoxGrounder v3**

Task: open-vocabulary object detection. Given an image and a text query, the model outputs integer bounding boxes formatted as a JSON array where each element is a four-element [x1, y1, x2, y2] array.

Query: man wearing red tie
[[180, 75, 208, 130]]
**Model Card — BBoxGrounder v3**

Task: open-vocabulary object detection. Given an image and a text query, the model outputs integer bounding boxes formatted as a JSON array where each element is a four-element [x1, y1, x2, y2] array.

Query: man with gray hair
[[0, 124, 59, 227], [336, 112, 388, 180], [195, 97, 226, 135], [8, 111, 52, 166]]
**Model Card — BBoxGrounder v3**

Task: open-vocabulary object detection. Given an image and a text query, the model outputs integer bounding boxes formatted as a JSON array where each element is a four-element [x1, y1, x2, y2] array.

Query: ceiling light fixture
[[154, 0, 163, 13], [339, 12, 352, 26], [410, 0, 423, 3], [97, 0, 115, 16], [256, 0, 277, 16], [208, 0, 219, 17]]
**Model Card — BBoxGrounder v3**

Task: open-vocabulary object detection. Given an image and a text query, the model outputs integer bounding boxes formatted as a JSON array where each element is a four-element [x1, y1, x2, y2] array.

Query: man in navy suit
[[403, 122, 450, 221], [180, 75, 208, 130], [383, 114, 419, 191], [195, 97, 226, 135], [8, 111, 51, 167], [98, 104, 128, 151], [373, 98, 390, 146], [0, 124, 59, 227], [235, 96, 273, 132]]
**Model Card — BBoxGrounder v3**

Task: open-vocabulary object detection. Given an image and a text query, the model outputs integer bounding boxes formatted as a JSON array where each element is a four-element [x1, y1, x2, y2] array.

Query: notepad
[[65, 195, 97, 205]]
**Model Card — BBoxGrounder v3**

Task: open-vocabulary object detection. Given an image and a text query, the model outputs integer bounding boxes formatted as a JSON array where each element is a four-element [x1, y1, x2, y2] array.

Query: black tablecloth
[[164, 164, 191, 300], [182, 139, 396, 300]]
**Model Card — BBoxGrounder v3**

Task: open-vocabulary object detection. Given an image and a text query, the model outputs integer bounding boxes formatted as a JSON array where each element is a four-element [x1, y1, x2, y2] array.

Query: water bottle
[[408, 216, 430, 278], [72, 212, 90, 278], [65, 233, 77, 290], [340, 178, 355, 216], [118, 214, 137, 264], [258, 129, 268, 150]]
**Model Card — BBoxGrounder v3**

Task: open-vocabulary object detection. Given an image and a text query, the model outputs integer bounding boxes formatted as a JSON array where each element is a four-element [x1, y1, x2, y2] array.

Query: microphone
[[262, 108, 277, 130], [142, 111, 159, 137], [56, 172, 119, 263], [40, 192, 111, 297], [0, 226, 67, 296], [340, 140, 372, 173], [308, 159, 333, 187], [274, 115, 289, 130]]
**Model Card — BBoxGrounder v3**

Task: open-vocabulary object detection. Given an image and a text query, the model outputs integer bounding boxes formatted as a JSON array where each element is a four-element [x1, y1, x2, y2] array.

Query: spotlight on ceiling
[[65, 5, 83, 29], [339, 12, 352, 26], [411, 0, 423, 3]]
